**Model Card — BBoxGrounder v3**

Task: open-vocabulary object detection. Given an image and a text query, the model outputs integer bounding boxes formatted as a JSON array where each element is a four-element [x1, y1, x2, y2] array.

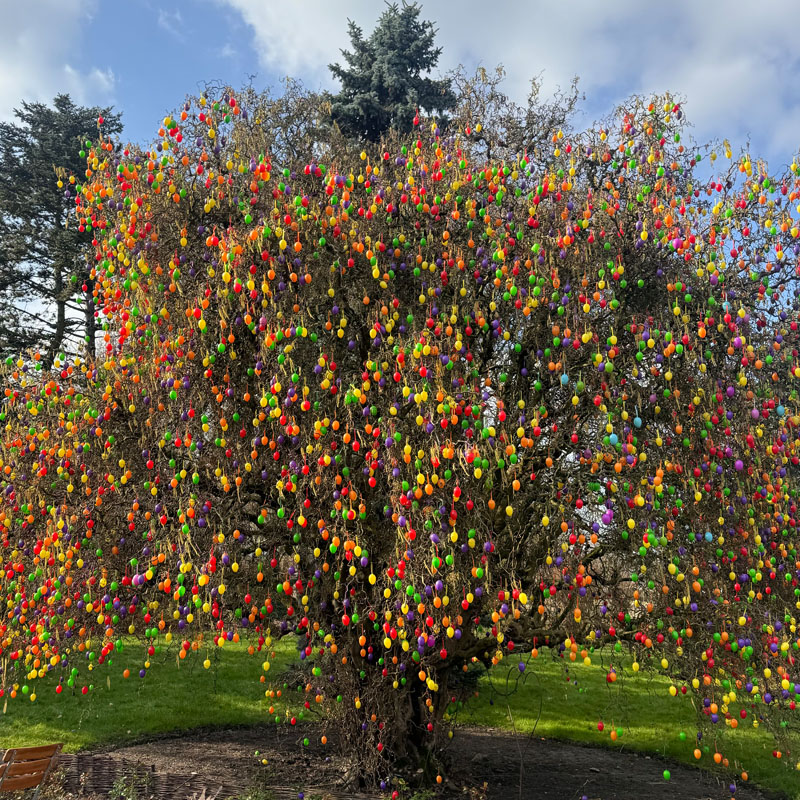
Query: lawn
[[1, 639, 798, 798]]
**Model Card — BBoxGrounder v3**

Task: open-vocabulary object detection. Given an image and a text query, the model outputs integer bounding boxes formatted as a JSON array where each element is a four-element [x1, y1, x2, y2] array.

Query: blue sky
[[1, 0, 799, 169]]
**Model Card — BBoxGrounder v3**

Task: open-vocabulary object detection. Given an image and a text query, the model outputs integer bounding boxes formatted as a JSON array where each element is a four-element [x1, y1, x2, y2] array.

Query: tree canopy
[[0, 95, 123, 365], [2, 80, 800, 793], [329, 1, 456, 142]]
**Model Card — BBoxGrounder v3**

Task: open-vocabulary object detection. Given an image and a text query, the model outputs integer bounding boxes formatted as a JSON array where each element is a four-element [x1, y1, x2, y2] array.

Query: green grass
[[2, 641, 798, 797], [0, 640, 294, 751]]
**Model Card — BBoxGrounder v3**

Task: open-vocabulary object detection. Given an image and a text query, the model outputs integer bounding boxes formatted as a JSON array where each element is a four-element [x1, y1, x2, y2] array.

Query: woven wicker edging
[[57, 752, 379, 800]]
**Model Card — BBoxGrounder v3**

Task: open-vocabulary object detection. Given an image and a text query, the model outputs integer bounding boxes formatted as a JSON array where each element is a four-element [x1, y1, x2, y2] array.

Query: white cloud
[[157, 8, 184, 40], [219, 0, 800, 164], [0, 0, 116, 121], [63, 64, 116, 97]]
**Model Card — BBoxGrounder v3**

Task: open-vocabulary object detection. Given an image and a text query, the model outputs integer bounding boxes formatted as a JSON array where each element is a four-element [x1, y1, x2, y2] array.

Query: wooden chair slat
[[0, 743, 61, 797], [2, 744, 61, 762], [5, 757, 52, 777], [0, 772, 48, 792]]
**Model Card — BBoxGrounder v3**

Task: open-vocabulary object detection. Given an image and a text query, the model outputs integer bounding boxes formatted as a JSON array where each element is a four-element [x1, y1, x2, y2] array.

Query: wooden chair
[[0, 744, 62, 799]]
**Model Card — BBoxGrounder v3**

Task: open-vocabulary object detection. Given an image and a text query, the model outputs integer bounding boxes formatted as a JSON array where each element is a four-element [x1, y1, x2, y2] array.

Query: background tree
[[329, 1, 456, 142], [0, 94, 123, 366], [2, 80, 800, 796]]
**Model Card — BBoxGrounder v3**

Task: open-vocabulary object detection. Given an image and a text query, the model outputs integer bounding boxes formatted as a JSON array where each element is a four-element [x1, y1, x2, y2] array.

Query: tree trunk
[[332, 657, 457, 791], [44, 259, 66, 370], [83, 274, 95, 361]]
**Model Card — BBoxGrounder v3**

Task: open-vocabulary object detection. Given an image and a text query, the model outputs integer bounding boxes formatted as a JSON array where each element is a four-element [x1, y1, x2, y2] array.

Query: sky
[[0, 0, 799, 168]]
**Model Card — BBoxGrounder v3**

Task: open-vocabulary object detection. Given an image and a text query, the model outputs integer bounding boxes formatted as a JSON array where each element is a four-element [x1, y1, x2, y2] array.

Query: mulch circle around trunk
[[56, 724, 787, 800]]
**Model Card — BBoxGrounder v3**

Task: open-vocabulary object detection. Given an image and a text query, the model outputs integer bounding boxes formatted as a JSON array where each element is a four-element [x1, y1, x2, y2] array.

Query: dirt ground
[[53, 726, 785, 800], [55, 724, 788, 800]]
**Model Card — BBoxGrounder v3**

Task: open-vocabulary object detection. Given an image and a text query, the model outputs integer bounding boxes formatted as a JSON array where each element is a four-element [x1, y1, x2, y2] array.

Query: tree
[[0, 95, 123, 366], [2, 81, 800, 795], [329, 2, 456, 142], [448, 65, 583, 166]]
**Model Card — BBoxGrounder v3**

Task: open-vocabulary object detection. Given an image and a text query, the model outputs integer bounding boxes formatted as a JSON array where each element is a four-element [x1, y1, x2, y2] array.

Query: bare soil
[[57, 724, 788, 800]]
